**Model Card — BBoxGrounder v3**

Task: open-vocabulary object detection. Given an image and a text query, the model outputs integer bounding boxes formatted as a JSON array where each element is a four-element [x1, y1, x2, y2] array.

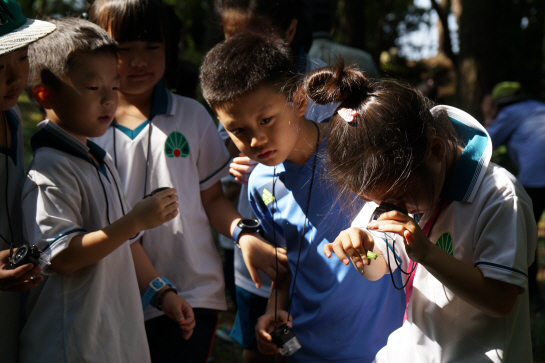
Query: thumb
[[404, 230, 414, 245], [248, 265, 262, 289]]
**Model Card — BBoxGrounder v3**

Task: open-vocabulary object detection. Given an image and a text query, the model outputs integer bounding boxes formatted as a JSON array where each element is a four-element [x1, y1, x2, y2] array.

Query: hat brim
[[0, 18, 56, 56], [492, 94, 528, 106]]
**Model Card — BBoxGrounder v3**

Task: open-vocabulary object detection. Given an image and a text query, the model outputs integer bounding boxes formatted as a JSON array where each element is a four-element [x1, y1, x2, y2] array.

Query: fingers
[[247, 265, 262, 289], [0, 263, 43, 292], [256, 315, 279, 355], [323, 228, 370, 267]]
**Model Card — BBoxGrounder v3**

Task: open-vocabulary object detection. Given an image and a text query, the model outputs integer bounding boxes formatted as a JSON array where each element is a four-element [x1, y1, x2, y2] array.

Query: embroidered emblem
[[435, 232, 454, 256], [165, 131, 189, 158], [262, 188, 275, 206]]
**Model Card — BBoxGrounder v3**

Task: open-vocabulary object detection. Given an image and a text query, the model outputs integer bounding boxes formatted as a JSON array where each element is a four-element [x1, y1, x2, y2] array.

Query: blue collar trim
[[0, 109, 19, 165], [31, 121, 110, 180], [440, 117, 489, 201], [114, 120, 149, 140], [113, 82, 171, 140]]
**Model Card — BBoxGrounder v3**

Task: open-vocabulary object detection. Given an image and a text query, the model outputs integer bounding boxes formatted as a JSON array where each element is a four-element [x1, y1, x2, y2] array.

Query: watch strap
[[141, 277, 175, 309]]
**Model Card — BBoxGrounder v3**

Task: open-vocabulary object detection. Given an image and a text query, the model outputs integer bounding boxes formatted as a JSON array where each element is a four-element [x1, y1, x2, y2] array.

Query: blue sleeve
[[486, 110, 519, 149], [248, 178, 285, 246]]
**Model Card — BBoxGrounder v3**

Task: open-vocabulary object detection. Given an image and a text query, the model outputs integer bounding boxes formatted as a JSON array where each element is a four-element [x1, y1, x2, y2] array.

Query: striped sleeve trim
[[43, 228, 87, 252], [199, 157, 231, 185], [475, 261, 527, 278]]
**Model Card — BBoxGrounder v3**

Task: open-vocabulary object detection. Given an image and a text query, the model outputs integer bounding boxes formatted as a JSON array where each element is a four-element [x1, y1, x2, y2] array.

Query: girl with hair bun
[[315, 63, 536, 362]]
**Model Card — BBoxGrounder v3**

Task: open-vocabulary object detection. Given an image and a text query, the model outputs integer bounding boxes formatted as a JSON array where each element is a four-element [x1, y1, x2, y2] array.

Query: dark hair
[[214, 0, 313, 54], [26, 17, 118, 114], [89, 0, 182, 90], [301, 62, 461, 210], [200, 32, 294, 109]]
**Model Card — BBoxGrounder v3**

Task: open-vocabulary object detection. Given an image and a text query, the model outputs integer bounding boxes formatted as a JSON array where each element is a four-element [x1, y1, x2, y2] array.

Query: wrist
[[155, 286, 178, 311], [141, 277, 176, 309], [232, 218, 264, 248]]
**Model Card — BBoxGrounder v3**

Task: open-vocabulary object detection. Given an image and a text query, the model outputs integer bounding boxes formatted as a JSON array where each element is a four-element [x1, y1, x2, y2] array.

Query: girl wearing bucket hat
[[0, 1, 55, 362]]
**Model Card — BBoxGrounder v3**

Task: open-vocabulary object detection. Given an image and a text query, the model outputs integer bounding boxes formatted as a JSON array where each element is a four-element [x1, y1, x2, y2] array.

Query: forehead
[[68, 52, 117, 77], [215, 86, 288, 121]]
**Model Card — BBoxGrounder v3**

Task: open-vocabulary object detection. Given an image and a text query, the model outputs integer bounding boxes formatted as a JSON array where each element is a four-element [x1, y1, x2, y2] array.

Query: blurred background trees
[[16, 0, 545, 123]]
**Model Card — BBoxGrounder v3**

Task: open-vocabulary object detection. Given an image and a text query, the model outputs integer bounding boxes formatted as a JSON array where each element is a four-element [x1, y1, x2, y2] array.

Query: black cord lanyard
[[0, 111, 15, 257], [272, 121, 320, 326], [385, 199, 447, 290], [112, 119, 153, 198], [95, 156, 127, 225]]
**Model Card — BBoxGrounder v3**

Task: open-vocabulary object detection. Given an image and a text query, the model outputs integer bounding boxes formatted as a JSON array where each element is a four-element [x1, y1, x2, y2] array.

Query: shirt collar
[[150, 82, 175, 119], [432, 105, 492, 202], [31, 120, 107, 168]]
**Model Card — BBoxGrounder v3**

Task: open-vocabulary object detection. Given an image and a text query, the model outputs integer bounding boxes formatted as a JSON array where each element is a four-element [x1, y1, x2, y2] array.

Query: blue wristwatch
[[141, 277, 175, 309], [232, 218, 263, 248]]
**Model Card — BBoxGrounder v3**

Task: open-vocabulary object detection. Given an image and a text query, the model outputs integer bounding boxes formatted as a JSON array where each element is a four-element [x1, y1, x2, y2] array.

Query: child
[[0, 2, 55, 361], [213, 2, 337, 361], [317, 64, 536, 362], [88, 1, 278, 361], [200, 32, 405, 363], [20, 17, 194, 363]]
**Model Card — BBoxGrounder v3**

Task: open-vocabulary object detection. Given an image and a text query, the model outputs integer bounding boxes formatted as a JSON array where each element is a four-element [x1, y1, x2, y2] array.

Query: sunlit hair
[[301, 61, 461, 211], [214, 0, 312, 55], [200, 32, 294, 110], [25, 17, 118, 115]]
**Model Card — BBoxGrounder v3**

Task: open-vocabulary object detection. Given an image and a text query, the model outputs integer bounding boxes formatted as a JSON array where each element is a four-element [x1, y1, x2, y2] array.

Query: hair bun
[[302, 60, 373, 105]]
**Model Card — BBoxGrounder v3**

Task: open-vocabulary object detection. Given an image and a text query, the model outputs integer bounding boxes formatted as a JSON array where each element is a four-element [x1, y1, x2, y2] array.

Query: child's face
[[0, 47, 29, 111], [50, 53, 119, 143], [116, 41, 165, 97], [215, 86, 305, 167]]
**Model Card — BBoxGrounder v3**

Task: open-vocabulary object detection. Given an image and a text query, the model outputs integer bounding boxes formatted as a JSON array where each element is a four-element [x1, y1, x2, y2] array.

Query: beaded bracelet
[[155, 286, 178, 311]]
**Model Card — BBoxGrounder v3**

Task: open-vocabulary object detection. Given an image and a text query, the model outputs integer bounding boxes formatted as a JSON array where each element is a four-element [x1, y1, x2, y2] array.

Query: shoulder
[[479, 163, 526, 201], [28, 148, 82, 186], [171, 93, 211, 117]]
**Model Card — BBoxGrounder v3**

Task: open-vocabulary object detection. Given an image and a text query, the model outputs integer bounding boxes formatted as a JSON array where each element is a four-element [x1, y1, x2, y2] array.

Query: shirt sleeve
[[473, 194, 537, 290], [22, 165, 87, 273], [195, 107, 232, 191]]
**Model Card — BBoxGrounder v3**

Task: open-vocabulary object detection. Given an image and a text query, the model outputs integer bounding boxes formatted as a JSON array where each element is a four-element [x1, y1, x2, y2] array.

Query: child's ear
[[428, 137, 446, 162], [284, 19, 298, 45], [292, 88, 308, 117], [32, 85, 53, 109]]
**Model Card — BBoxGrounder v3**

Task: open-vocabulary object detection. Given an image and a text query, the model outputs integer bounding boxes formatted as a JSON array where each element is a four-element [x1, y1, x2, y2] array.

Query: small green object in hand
[[366, 251, 378, 260]]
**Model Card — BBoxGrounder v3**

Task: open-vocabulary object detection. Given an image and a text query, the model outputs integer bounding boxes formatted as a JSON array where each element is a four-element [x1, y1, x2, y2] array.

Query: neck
[[117, 88, 154, 123], [286, 117, 323, 165]]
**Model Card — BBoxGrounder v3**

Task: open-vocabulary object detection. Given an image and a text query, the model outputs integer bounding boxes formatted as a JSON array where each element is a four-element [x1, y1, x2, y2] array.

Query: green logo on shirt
[[262, 188, 275, 206], [165, 131, 189, 158], [435, 232, 454, 256]]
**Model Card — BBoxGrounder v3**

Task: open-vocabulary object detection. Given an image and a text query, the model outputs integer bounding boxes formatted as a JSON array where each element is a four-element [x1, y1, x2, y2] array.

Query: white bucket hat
[[0, 0, 56, 56]]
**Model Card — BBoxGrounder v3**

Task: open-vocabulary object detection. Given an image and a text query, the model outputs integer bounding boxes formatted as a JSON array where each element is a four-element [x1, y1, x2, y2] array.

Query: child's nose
[[130, 54, 147, 68], [249, 131, 266, 148]]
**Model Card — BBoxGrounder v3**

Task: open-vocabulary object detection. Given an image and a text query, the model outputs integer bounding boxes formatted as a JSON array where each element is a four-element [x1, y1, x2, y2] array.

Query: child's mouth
[[258, 150, 275, 160]]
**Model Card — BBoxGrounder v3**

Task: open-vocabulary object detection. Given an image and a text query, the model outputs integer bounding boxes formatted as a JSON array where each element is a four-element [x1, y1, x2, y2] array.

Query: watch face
[[240, 219, 260, 229]]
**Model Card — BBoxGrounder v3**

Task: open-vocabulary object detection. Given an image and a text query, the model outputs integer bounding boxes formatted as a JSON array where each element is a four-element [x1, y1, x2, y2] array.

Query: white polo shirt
[[92, 85, 231, 320], [0, 106, 24, 363], [20, 120, 149, 363], [352, 106, 536, 363]]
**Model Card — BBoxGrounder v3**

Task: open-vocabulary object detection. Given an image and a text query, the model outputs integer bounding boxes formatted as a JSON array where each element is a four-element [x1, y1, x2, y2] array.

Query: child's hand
[[368, 210, 431, 264], [255, 310, 291, 355], [129, 188, 178, 230], [238, 233, 289, 288], [230, 154, 258, 184], [0, 249, 43, 291], [323, 227, 375, 274], [161, 291, 196, 340]]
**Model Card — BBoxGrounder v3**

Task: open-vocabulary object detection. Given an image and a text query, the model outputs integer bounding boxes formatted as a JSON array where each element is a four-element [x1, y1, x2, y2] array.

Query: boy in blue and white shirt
[[200, 32, 405, 363]]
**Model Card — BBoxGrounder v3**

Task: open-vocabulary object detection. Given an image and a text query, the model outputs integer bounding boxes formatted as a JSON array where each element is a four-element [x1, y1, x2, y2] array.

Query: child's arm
[[323, 227, 390, 281], [51, 189, 178, 275], [369, 211, 520, 318], [255, 273, 292, 355], [200, 181, 289, 288], [0, 249, 43, 291], [130, 242, 195, 339]]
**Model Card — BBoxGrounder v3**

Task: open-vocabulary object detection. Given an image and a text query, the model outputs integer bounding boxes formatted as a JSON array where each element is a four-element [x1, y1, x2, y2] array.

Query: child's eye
[[118, 47, 130, 52], [86, 87, 98, 90], [147, 45, 160, 50], [112, 86, 119, 91], [229, 128, 243, 135], [19, 55, 28, 62], [260, 117, 272, 125]]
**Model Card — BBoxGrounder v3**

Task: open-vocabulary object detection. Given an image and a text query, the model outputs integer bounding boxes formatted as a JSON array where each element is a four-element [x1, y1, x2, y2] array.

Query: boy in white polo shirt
[[20, 17, 194, 363]]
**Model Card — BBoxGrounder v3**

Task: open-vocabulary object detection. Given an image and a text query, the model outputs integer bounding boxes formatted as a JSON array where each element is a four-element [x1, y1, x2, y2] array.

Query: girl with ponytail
[[316, 63, 536, 362]]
